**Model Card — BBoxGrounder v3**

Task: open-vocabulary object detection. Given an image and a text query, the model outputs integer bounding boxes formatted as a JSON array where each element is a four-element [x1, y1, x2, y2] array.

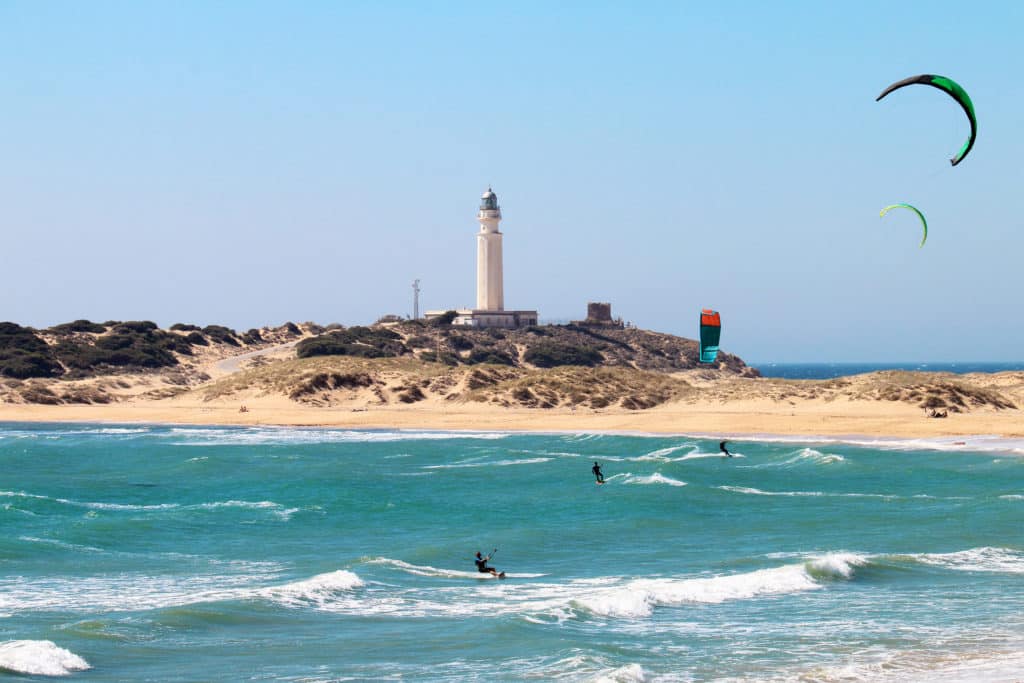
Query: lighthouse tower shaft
[[476, 190, 504, 311]]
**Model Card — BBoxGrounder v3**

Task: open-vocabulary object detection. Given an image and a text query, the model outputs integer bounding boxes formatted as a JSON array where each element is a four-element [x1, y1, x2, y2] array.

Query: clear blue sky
[[2, 2, 1022, 361]]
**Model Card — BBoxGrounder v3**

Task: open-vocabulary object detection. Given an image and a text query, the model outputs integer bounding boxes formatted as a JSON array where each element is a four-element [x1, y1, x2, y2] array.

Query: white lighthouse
[[425, 187, 538, 329], [476, 187, 504, 311]]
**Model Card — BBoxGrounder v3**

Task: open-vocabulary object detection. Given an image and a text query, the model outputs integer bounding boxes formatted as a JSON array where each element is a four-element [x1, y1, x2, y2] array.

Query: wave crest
[[571, 554, 861, 619], [367, 557, 544, 579], [622, 473, 686, 487], [0, 640, 90, 677], [900, 547, 1024, 574], [258, 570, 364, 608]]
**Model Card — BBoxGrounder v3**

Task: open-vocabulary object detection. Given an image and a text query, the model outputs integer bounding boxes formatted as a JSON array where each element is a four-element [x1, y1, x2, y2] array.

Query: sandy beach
[[3, 389, 1022, 439], [5, 326, 1023, 440]]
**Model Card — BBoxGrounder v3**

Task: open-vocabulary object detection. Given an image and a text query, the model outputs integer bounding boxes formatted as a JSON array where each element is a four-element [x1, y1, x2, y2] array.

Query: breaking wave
[[0, 491, 301, 519], [0, 640, 90, 676], [570, 553, 866, 619], [622, 473, 687, 487], [367, 557, 545, 579], [423, 457, 551, 469], [896, 547, 1024, 574], [716, 485, 897, 500], [164, 427, 509, 446]]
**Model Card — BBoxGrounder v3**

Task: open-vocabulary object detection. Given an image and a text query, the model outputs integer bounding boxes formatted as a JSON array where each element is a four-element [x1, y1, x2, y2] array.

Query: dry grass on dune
[[195, 356, 697, 411], [691, 371, 1020, 414], [191, 355, 1022, 416]]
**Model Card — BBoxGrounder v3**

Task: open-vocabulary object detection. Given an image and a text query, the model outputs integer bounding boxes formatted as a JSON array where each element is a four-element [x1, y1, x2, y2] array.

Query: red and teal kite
[[699, 309, 721, 364]]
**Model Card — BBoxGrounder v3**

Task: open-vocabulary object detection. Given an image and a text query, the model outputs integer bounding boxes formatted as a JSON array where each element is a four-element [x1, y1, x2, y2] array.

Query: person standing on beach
[[592, 461, 605, 483], [719, 441, 732, 457]]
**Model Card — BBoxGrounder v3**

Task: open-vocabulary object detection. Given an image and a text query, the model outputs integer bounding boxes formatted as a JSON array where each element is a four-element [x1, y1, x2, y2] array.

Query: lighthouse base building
[[425, 188, 538, 330]]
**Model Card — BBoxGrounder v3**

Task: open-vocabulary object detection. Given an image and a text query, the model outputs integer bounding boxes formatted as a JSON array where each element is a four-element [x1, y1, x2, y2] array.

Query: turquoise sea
[[2, 423, 1023, 681], [755, 362, 1024, 379]]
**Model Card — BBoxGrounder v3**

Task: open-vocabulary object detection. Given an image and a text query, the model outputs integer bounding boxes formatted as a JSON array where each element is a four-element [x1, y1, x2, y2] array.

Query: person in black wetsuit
[[474, 551, 499, 576], [719, 440, 733, 457], [592, 461, 605, 483]]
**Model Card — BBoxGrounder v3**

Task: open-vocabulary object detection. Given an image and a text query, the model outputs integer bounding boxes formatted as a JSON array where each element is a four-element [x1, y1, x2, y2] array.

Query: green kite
[[876, 74, 977, 166], [880, 203, 928, 248]]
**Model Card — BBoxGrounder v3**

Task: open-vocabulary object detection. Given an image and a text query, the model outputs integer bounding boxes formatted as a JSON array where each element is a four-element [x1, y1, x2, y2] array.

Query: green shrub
[[449, 335, 474, 351], [0, 323, 63, 379], [418, 350, 459, 366], [185, 331, 208, 346], [467, 349, 515, 366], [0, 322, 51, 355], [55, 338, 178, 371], [296, 327, 407, 359], [428, 310, 458, 326], [241, 328, 264, 345], [170, 323, 201, 332], [0, 351, 63, 379], [49, 319, 106, 334], [114, 321, 159, 334], [202, 325, 240, 346], [523, 342, 603, 368]]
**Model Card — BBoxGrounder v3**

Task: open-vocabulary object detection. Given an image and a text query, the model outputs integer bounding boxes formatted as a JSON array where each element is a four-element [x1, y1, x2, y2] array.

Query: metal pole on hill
[[412, 279, 421, 320]]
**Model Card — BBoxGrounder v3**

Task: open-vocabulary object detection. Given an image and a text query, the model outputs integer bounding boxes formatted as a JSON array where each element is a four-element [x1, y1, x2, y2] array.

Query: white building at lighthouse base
[[424, 187, 537, 330]]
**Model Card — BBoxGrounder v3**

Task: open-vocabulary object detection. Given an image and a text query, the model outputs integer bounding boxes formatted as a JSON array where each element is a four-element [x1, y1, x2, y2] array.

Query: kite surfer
[[719, 441, 733, 457], [592, 461, 605, 484], [474, 550, 501, 577]]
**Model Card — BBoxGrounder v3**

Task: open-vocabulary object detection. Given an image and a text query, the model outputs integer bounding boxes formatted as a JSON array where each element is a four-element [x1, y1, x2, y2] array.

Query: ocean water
[[754, 361, 1024, 379], [2, 423, 1023, 682]]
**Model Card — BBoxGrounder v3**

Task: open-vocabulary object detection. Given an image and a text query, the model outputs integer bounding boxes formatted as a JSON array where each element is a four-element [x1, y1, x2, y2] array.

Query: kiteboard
[[498, 572, 506, 579], [595, 480, 604, 485]]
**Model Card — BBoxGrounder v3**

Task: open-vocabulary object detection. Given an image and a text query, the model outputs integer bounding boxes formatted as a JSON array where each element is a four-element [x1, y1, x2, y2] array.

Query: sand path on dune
[[210, 341, 300, 377]]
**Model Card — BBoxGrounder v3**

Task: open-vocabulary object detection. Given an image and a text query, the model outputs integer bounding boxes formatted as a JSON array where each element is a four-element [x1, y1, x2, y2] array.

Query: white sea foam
[[573, 566, 817, 618], [677, 449, 733, 460], [197, 500, 299, 520], [18, 537, 104, 553], [716, 485, 897, 500], [93, 427, 150, 435], [999, 494, 1024, 500], [681, 431, 1024, 457], [165, 426, 509, 446], [786, 447, 845, 465], [791, 646, 1024, 683], [0, 554, 852, 621], [0, 490, 180, 511], [593, 663, 647, 682], [257, 570, 364, 608], [623, 473, 687, 487], [0, 491, 300, 519], [0, 564, 360, 614], [367, 557, 545, 580], [569, 553, 863, 619], [0, 640, 90, 676], [805, 552, 869, 579], [902, 547, 1024, 574], [632, 444, 694, 461], [422, 457, 551, 469], [717, 485, 822, 497]]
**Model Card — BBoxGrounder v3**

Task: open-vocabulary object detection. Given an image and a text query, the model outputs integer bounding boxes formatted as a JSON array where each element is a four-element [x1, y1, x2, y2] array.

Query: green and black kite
[[876, 74, 976, 166]]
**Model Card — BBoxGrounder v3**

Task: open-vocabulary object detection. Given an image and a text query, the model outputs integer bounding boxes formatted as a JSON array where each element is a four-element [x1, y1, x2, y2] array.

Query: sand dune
[[3, 347, 1023, 438]]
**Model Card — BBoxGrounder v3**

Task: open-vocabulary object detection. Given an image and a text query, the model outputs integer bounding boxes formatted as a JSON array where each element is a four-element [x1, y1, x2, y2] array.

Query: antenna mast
[[412, 279, 421, 320]]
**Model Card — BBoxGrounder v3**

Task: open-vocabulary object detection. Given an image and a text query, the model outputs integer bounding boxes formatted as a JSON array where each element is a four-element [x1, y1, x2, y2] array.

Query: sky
[[2, 2, 1022, 362]]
